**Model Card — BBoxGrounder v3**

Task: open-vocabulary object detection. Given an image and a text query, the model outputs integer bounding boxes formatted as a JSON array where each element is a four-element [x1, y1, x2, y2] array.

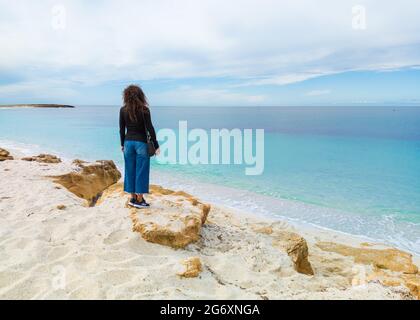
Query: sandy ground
[[0, 150, 417, 300]]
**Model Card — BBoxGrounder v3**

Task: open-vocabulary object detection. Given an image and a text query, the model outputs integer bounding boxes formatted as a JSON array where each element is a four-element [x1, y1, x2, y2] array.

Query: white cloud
[[305, 89, 331, 96], [0, 80, 78, 99], [0, 0, 420, 102], [232, 72, 331, 87], [154, 85, 266, 106]]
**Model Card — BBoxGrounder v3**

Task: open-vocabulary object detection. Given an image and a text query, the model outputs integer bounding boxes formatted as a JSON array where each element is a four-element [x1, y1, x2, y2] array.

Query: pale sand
[[0, 150, 417, 299]]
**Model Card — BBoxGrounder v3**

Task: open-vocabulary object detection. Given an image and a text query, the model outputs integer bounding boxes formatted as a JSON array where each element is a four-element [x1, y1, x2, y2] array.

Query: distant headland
[[0, 104, 75, 108]]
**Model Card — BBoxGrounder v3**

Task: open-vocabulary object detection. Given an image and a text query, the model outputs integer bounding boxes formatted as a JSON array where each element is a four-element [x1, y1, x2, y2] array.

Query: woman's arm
[[119, 108, 126, 147], [145, 111, 159, 149]]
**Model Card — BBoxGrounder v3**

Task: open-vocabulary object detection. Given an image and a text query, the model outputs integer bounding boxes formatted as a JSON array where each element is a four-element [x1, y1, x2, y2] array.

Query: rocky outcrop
[[365, 269, 420, 299], [22, 154, 61, 164], [130, 185, 211, 248], [177, 257, 202, 278], [72, 159, 87, 166], [317, 242, 418, 274], [0, 104, 75, 108], [52, 160, 121, 206], [317, 242, 420, 299], [273, 232, 314, 275], [0, 148, 13, 161], [403, 274, 420, 299], [252, 225, 274, 235]]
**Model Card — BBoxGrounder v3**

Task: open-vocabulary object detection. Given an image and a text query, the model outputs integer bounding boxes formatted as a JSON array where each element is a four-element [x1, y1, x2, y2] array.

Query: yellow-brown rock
[[95, 182, 125, 205], [402, 274, 420, 299], [177, 257, 202, 278], [366, 268, 402, 286], [0, 148, 13, 161], [130, 186, 210, 249], [22, 154, 61, 164], [366, 268, 420, 299], [72, 159, 87, 166], [52, 160, 121, 206], [317, 242, 420, 299], [252, 225, 273, 235], [273, 231, 314, 275], [317, 242, 418, 274], [150, 185, 211, 224]]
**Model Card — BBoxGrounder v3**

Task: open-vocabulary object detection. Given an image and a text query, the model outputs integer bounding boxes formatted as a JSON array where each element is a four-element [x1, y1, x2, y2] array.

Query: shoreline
[[153, 170, 420, 265], [149, 168, 420, 257], [2, 139, 420, 257], [1, 146, 419, 299]]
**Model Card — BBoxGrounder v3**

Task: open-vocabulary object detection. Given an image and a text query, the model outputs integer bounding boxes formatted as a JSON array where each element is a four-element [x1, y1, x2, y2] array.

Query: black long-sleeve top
[[119, 106, 159, 149]]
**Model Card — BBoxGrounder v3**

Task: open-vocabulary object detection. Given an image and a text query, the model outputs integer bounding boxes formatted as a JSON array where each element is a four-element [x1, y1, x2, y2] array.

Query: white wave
[[151, 169, 420, 255], [0, 139, 72, 162], [0, 139, 43, 156]]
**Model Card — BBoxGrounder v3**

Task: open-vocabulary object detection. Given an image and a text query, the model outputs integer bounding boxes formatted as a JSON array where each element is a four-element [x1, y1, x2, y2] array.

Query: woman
[[119, 85, 160, 208]]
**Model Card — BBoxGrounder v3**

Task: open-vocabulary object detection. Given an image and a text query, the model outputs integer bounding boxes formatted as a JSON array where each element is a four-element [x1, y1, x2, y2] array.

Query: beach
[[0, 147, 419, 300]]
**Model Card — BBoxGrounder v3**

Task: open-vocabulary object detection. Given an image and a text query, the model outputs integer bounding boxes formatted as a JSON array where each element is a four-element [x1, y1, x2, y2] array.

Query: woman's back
[[120, 106, 147, 137], [119, 106, 159, 149]]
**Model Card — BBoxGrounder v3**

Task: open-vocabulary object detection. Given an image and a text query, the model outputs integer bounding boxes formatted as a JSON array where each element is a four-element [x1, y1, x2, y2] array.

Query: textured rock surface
[[52, 160, 121, 206], [252, 225, 274, 235], [22, 154, 61, 164], [130, 185, 211, 248], [0, 148, 13, 161], [177, 257, 202, 278], [72, 159, 87, 166], [317, 242, 418, 274], [273, 231, 314, 275], [402, 274, 420, 299], [366, 270, 420, 299], [318, 242, 419, 299]]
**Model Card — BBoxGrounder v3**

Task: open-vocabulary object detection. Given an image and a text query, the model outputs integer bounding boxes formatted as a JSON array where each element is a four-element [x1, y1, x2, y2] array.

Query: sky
[[0, 0, 419, 106]]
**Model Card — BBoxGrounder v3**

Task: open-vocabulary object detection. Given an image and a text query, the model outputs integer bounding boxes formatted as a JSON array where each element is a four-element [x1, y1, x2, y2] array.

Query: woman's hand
[[155, 148, 160, 156]]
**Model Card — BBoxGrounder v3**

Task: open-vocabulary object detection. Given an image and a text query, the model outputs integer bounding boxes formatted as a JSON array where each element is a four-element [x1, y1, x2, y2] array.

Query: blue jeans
[[123, 140, 150, 194]]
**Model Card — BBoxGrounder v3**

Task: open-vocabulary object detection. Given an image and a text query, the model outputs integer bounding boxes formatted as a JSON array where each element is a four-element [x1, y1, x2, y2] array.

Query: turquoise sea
[[1, 106, 419, 254]]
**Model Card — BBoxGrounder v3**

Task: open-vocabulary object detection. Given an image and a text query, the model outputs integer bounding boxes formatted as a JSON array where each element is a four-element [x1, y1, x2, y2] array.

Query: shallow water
[[1, 105, 419, 253]]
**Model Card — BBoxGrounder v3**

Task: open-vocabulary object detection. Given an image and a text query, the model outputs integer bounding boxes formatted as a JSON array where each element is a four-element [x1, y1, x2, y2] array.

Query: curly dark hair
[[123, 85, 149, 122]]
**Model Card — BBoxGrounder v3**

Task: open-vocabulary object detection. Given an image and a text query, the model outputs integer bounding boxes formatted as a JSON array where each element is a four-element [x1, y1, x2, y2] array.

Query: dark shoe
[[128, 198, 137, 207], [133, 198, 150, 208]]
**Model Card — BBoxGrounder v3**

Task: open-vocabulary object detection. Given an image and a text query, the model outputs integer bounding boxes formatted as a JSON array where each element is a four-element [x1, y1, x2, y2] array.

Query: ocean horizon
[[1, 105, 419, 254]]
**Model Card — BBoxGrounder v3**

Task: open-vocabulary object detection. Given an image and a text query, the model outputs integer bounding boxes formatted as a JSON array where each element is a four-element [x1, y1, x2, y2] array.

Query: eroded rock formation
[[52, 160, 121, 206], [317, 242, 418, 274], [130, 185, 211, 248], [0, 148, 13, 161], [273, 231, 314, 275], [22, 154, 61, 164], [177, 257, 202, 278], [317, 242, 420, 299]]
